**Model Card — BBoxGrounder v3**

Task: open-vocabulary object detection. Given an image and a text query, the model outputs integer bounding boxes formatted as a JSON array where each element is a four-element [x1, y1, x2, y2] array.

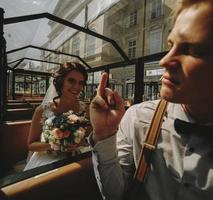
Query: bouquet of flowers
[[42, 111, 90, 152]]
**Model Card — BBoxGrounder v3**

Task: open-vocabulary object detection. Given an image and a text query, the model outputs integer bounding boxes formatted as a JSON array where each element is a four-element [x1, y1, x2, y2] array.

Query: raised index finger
[[97, 72, 108, 96]]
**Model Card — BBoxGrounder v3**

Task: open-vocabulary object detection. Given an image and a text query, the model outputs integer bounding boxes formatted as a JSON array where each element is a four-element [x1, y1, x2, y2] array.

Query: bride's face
[[62, 70, 85, 98]]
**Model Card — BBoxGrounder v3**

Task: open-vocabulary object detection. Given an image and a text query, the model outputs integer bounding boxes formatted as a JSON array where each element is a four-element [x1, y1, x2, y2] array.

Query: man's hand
[[89, 72, 125, 142]]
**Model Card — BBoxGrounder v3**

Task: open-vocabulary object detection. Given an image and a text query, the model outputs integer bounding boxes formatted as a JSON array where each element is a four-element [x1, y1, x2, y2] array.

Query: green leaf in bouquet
[[43, 124, 50, 130], [48, 134, 56, 142], [60, 145, 65, 152], [73, 131, 79, 137], [62, 139, 69, 147], [43, 130, 50, 140], [45, 118, 54, 126]]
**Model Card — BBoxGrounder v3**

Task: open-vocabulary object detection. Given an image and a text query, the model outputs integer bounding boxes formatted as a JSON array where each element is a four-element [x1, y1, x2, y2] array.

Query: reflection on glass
[[110, 65, 135, 107], [85, 71, 103, 101], [143, 61, 162, 101], [14, 74, 47, 98], [1, 0, 174, 188]]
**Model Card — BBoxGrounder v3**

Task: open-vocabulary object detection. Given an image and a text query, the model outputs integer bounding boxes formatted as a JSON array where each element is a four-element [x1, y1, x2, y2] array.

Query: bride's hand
[[66, 144, 79, 152], [66, 139, 88, 152]]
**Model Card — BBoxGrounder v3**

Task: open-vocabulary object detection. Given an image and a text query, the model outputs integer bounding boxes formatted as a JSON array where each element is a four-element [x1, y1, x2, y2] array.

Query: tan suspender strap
[[134, 99, 168, 182]]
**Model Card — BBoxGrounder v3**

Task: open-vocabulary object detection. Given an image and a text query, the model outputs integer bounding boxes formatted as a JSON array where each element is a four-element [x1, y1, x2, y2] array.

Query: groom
[[89, 1, 213, 200]]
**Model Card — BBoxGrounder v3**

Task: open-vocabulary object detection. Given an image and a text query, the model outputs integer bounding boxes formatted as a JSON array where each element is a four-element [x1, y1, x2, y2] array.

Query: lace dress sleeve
[[40, 102, 54, 126], [40, 102, 55, 142]]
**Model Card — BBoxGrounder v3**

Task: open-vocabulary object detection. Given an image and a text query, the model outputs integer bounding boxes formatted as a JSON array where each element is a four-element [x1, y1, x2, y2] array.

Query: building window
[[128, 40, 136, 59], [72, 37, 80, 56], [126, 83, 135, 99], [129, 11, 137, 27], [151, 0, 162, 19], [149, 29, 162, 54]]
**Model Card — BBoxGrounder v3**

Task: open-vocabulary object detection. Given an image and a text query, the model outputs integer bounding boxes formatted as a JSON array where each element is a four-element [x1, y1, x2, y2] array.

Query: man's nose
[[159, 49, 180, 69]]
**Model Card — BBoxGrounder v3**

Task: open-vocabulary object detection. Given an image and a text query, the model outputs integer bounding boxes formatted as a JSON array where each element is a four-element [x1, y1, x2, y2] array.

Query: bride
[[24, 62, 90, 170]]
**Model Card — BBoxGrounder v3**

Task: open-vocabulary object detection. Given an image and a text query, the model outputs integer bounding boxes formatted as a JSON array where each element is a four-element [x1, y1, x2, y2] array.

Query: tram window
[[85, 72, 102, 100], [126, 83, 135, 100], [13, 74, 48, 98], [114, 84, 123, 97], [39, 82, 45, 94], [150, 0, 162, 19], [32, 83, 39, 95], [110, 65, 135, 104], [144, 82, 161, 101], [129, 10, 137, 27], [15, 75, 24, 93], [24, 83, 31, 95], [15, 83, 23, 93], [0, 0, 177, 189]]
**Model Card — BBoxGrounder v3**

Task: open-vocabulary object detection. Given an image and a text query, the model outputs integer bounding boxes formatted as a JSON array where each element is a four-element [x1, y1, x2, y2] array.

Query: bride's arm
[[27, 105, 52, 152]]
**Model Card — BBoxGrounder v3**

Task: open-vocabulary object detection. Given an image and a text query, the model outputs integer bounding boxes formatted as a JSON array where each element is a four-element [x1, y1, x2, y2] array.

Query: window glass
[[128, 39, 137, 59], [85, 71, 102, 100], [149, 29, 162, 54], [129, 11, 137, 27], [143, 61, 163, 101], [151, 0, 162, 19], [110, 65, 135, 106], [15, 75, 25, 94]]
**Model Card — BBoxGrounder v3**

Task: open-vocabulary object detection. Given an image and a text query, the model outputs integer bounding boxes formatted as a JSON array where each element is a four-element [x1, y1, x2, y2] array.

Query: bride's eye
[[67, 78, 85, 87], [67, 78, 76, 85]]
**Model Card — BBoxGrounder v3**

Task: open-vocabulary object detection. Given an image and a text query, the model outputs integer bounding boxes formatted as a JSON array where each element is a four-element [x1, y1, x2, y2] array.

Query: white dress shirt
[[90, 100, 213, 200]]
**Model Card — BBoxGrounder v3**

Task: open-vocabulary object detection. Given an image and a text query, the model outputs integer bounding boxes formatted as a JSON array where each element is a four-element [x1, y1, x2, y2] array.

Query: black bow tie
[[174, 119, 213, 139]]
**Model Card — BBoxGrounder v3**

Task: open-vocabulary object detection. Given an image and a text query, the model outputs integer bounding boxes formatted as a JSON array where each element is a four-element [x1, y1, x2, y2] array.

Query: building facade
[[42, 0, 176, 101]]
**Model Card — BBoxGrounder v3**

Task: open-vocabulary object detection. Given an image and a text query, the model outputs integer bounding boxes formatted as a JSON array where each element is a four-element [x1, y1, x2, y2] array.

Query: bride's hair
[[52, 62, 88, 105]]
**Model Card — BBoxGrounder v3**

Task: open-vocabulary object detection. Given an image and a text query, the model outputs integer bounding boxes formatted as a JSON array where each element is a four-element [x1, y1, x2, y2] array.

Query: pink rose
[[52, 128, 64, 139], [67, 114, 79, 124], [63, 130, 71, 138]]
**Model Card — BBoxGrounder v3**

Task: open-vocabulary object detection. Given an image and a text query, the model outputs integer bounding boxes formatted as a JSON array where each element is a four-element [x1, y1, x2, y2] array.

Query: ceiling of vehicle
[[0, 0, 126, 72]]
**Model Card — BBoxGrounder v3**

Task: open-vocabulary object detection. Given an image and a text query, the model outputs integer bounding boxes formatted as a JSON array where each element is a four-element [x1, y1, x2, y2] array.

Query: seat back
[[1, 158, 102, 200], [0, 121, 31, 174]]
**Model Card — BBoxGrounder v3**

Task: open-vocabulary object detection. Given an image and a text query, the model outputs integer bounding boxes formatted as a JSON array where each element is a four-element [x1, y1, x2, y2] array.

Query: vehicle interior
[[0, 0, 170, 199]]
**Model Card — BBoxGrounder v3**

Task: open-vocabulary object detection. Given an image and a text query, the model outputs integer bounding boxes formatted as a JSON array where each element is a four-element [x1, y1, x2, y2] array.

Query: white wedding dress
[[24, 101, 90, 171]]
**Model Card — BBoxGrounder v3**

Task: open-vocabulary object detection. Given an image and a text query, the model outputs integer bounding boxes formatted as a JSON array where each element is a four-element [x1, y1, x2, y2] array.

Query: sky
[[0, 0, 58, 67]]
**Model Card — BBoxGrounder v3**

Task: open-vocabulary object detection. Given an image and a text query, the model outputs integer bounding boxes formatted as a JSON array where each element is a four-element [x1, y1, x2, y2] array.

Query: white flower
[[76, 127, 86, 138], [42, 110, 89, 152], [45, 116, 55, 126], [74, 137, 81, 144], [67, 114, 79, 124]]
